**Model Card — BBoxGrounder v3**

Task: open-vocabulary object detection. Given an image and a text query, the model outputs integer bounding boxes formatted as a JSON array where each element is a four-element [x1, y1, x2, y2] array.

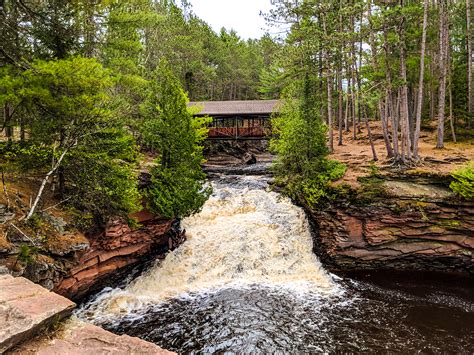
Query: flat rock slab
[[384, 181, 453, 199], [13, 323, 175, 355], [0, 275, 76, 353]]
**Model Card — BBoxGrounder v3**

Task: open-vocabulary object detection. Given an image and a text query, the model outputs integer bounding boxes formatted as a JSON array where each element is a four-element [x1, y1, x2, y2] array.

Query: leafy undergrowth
[[450, 162, 474, 200]]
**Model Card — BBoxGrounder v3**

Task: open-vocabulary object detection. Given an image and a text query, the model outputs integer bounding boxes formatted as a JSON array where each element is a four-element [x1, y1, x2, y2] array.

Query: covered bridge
[[188, 100, 279, 140]]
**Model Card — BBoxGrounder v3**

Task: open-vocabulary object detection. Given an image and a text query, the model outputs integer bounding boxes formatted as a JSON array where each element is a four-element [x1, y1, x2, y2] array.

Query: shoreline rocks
[[54, 217, 184, 301], [307, 182, 474, 275], [0, 275, 75, 353]]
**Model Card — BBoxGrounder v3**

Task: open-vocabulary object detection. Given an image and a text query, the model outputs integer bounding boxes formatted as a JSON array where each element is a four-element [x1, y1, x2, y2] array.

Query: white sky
[[190, 0, 274, 39]]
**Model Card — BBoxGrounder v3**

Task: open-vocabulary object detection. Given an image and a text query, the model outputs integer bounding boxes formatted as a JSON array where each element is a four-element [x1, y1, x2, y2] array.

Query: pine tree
[[142, 60, 211, 219]]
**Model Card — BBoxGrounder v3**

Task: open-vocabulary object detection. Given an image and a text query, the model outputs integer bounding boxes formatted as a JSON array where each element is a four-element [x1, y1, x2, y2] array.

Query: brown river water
[[77, 175, 474, 353]]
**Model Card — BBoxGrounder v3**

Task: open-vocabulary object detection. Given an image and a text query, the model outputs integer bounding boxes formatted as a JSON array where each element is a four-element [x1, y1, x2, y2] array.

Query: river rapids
[[77, 175, 474, 353]]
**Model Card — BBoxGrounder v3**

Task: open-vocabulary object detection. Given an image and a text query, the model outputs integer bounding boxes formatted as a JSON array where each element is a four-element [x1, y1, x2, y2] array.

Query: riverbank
[[304, 123, 473, 275], [0, 174, 185, 302]]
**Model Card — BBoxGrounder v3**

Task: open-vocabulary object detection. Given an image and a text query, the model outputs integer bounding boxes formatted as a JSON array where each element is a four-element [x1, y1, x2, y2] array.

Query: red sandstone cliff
[[55, 215, 184, 300], [310, 183, 474, 274]]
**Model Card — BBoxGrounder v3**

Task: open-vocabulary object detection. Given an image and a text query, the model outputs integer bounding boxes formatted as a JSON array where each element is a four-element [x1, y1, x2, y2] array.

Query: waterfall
[[80, 175, 335, 318], [77, 175, 474, 354]]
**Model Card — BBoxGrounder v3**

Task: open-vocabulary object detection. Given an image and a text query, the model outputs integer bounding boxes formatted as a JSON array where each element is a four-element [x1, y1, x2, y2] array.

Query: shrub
[[450, 162, 474, 200]]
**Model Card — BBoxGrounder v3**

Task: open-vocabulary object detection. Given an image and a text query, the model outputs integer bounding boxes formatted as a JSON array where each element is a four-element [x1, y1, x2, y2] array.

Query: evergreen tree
[[19, 57, 140, 221], [142, 61, 211, 219]]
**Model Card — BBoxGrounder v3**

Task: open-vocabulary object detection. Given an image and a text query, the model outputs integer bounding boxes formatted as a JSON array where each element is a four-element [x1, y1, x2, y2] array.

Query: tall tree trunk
[[326, 62, 334, 153], [338, 11, 344, 145], [3, 104, 12, 143], [383, 25, 399, 159], [322, 16, 334, 153], [414, 0, 429, 158], [363, 105, 378, 161], [468, 0, 473, 114], [436, 0, 448, 149], [337, 65, 343, 146], [26, 149, 68, 221], [448, 38, 457, 143], [398, 11, 412, 161], [345, 76, 351, 132], [351, 55, 357, 140], [369, 1, 393, 157]]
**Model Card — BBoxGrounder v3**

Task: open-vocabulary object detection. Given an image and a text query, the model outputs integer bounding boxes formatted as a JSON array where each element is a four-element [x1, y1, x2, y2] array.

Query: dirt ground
[[331, 121, 473, 187]]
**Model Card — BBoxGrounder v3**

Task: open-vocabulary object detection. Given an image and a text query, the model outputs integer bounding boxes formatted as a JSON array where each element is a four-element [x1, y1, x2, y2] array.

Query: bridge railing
[[208, 126, 270, 139]]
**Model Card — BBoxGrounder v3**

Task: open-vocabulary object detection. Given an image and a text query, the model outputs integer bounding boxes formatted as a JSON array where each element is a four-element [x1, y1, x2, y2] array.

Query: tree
[[414, 0, 429, 159], [437, 0, 449, 149], [468, 0, 473, 114], [141, 61, 211, 219], [21, 57, 140, 221]]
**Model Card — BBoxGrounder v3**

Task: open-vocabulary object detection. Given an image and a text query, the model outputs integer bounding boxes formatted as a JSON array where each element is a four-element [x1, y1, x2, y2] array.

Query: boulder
[[242, 152, 257, 165], [0, 275, 75, 353]]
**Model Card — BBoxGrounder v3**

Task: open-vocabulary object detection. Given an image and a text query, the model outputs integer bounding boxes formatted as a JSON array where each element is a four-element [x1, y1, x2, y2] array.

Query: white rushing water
[[81, 176, 336, 318], [77, 175, 474, 354]]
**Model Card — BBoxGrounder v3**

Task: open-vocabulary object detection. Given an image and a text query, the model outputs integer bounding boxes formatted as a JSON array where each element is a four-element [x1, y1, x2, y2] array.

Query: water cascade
[[78, 175, 474, 353]]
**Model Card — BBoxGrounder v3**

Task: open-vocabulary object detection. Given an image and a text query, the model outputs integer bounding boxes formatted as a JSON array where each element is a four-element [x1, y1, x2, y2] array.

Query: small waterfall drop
[[81, 175, 336, 318], [77, 175, 474, 353]]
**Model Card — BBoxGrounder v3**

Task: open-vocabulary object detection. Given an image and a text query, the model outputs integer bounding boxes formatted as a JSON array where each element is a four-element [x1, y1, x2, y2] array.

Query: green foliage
[[142, 61, 211, 219], [368, 162, 380, 178], [64, 127, 141, 222], [21, 57, 113, 145], [356, 176, 389, 204], [271, 77, 346, 208], [69, 209, 95, 232], [2, 57, 141, 222], [15, 245, 39, 267], [450, 162, 474, 200]]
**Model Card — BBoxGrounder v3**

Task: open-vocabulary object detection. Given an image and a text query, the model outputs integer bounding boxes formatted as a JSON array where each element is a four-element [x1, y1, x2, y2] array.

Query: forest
[[0, 0, 281, 225], [1, 1, 474, 353], [1, 0, 473, 232]]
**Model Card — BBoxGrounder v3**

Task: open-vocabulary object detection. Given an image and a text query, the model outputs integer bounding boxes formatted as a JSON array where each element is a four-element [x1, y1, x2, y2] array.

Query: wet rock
[[242, 152, 257, 165], [0, 275, 75, 353]]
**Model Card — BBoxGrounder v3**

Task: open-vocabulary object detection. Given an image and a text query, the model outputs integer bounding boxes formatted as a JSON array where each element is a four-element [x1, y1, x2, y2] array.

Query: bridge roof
[[188, 100, 279, 116]]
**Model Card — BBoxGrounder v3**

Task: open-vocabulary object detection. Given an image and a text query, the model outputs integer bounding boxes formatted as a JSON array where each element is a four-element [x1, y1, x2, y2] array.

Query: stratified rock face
[[0, 275, 76, 353], [17, 324, 175, 355], [55, 218, 183, 300], [312, 197, 474, 274]]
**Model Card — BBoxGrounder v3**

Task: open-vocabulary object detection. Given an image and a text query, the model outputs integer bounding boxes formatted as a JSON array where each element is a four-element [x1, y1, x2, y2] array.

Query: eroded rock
[[54, 218, 182, 300], [0, 275, 75, 353], [12, 323, 175, 355], [311, 196, 474, 274]]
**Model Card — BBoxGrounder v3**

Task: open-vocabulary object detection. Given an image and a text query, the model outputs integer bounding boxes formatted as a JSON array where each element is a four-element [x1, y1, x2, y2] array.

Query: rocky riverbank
[[307, 176, 474, 275], [54, 216, 185, 301], [0, 172, 186, 301]]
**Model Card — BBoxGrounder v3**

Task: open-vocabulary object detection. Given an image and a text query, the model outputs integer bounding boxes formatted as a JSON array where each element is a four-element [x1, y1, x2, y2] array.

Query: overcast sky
[[190, 0, 274, 39]]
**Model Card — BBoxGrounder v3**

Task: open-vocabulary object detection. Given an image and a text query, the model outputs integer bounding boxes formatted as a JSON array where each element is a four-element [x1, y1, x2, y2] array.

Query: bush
[[450, 162, 474, 200]]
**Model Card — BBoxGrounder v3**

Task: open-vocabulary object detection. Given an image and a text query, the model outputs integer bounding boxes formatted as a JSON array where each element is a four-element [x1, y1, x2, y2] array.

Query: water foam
[[79, 176, 336, 317]]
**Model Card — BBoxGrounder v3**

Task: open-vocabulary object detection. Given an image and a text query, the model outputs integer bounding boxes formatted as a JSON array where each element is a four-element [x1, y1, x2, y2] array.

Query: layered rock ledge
[[0, 275, 75, 353], [310, 180, 474, 274], [54, 214, 184, 301], [11, 323, 175, 355]]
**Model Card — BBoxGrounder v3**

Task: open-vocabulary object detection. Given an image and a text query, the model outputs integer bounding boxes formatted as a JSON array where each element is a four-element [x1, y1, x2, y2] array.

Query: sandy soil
[[331, 122, 473, 187]]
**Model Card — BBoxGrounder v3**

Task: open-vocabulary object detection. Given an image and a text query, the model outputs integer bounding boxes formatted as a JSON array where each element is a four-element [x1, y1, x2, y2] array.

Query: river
[[77, 174, 474, 353]]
